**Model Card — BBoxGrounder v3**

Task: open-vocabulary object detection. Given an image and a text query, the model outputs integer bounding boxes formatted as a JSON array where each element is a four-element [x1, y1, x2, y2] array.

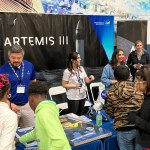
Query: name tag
[[17, 85, 25, 93]]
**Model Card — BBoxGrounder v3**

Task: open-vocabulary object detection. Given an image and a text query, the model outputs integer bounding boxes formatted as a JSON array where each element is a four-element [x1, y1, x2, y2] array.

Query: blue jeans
[[116, 129, 144, 150]]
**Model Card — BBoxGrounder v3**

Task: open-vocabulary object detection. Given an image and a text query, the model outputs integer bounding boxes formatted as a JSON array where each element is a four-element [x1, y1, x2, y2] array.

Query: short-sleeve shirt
[[0, 60, 36, 105], [62, 66, 87, 100]]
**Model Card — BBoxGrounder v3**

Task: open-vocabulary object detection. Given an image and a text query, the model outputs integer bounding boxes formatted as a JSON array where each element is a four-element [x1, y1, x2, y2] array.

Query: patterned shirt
[[105, 81, 144, 129]]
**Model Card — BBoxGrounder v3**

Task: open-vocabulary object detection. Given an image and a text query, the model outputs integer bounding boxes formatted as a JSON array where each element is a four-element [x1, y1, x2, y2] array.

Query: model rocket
[[76, 20, 84, 66]]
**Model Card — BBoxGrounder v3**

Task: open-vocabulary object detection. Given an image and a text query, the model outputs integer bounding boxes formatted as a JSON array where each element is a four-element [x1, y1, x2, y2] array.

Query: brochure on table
[[60, 113, 112, 146]]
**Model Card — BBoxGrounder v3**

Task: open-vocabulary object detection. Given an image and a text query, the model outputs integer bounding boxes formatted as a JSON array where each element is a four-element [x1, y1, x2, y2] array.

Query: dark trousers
[[67, 98, 85, 116]]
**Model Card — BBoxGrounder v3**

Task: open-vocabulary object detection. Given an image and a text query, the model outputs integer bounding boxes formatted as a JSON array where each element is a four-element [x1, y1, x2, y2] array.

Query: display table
[[16, 115, 119, 150]]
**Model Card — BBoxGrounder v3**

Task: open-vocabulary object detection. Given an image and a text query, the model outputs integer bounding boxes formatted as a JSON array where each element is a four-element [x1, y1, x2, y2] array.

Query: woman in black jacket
[[127, 40, 150, 81], [128, 65, 150, 149]]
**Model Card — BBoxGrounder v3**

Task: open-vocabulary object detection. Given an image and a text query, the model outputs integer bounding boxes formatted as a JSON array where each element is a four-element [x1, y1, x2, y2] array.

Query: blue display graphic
[[88, 16, 114, 61], [100, 90, 106, 100]]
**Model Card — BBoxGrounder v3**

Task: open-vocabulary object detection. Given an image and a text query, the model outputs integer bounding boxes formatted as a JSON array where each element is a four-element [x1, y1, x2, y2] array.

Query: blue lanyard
[[9, 61, 24, 84]]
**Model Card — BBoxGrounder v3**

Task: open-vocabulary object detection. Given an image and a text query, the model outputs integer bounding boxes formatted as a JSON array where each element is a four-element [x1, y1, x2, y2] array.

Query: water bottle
[[96, 111, 102, 127]]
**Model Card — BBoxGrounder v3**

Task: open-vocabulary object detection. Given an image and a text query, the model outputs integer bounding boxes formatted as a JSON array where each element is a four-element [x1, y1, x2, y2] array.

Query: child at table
[[105, 65, 144, 150], [15, 81, 71, 150]]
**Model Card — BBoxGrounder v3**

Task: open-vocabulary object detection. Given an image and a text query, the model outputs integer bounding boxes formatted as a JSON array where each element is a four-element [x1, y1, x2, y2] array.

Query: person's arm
[[62, 80, 81, 89], [62, 69, 81, 89], [101, 65, 117, 88], [30, 63, 36, 82], [126, 53, 132, 68], [19, 129, 36, 144], [128, 110, 150, 133], [80, 66, 95, 84], [0, 113, 17, 150], [10, 103, 20, 113], [127, 52, 139, 69], [84, 75, 95, 84], [135, 116, 150, 133], [38, 110, 70, 149]]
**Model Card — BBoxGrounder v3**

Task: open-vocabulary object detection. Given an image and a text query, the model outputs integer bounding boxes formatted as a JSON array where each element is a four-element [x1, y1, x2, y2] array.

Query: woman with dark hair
[[128, 65, 150, 149], [127, 40, 150, 81], [101, 49, 125, 91], [0, 74, 17, 150], [62, 52, 94, 115]]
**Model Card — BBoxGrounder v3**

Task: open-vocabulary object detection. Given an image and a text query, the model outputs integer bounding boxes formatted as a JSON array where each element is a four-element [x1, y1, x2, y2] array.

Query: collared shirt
[[0, 102, 17, 150], [0, 60, 36, 105]]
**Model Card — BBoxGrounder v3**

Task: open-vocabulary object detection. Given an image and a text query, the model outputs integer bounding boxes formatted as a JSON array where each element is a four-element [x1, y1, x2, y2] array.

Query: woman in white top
[[0, 74, 18, 150], [62, 52, 94, 115]]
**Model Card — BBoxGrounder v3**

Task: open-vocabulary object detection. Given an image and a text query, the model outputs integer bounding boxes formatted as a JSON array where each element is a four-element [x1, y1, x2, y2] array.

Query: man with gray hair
[[0, 44, 36, 127]]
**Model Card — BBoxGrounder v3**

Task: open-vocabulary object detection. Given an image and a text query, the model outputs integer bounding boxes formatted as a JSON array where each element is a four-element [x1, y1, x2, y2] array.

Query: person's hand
[[75, 83, 81, 89], [89, 75, 95, 81], [128, 111, 138, 123], [111, 80, 117, 85], [133, 64, 138, 69], [15, 138, 20, 145], [11, 103, 20, 113], [133, 64, 142, 69]]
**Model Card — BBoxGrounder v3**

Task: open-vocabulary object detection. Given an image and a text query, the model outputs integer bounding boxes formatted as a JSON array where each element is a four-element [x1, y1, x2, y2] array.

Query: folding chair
[[49, 85, 91, 111], [89, 82, 109, 121], [89, 82, 105, 105], [49, 86, 68, 111]]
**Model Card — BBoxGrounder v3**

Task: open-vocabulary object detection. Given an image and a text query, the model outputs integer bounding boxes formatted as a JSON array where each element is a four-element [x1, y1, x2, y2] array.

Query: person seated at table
[[15, 81, 71, 150], [0, 74, 18, 150], [105, 65, 144, 150], [128, 65, 150, 149]]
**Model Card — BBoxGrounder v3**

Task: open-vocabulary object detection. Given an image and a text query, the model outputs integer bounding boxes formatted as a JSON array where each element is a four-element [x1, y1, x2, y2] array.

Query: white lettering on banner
[[4, 37, 11, 46], [22, 37, 28, 45], [4, 36, 68, 46], [49, 37, 55, 45], [29, 37, 34, 46], [13, 37, 20, 45], [35, 37, 44, 45], [59, 36, 68, 45]]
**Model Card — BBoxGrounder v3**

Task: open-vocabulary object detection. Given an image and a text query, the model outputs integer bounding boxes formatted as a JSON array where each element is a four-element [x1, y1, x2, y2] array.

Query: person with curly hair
[[0, 74, 17, 150]]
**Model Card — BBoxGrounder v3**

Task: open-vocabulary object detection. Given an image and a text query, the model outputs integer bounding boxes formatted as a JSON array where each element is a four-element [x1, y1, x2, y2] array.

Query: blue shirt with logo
[[0, 60, 36, 105]]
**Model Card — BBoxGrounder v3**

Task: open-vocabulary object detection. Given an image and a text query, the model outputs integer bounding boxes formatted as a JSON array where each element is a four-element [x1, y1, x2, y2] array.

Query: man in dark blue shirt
[[0, 44, 36, 127]]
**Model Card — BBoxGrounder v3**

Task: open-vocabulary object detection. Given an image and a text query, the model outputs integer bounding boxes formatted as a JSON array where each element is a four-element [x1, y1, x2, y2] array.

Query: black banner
[[0, 13, 114, 71]]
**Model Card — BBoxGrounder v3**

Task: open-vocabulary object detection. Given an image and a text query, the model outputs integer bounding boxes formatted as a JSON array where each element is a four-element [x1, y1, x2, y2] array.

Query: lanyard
[[9, 61, 24, 84], [75, 70, 81, 83]]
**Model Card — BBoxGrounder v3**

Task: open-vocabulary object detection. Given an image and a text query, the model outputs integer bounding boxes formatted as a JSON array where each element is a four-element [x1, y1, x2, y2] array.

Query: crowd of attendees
[[0, 41, 150, 150]]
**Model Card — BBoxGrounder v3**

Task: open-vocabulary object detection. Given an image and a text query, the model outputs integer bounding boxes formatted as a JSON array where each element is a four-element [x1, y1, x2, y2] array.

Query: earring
[[7, 94, 11, 99]]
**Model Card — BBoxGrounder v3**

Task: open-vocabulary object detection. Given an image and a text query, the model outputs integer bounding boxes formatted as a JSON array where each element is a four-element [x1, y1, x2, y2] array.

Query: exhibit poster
[[60, 115, 112, 146]]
